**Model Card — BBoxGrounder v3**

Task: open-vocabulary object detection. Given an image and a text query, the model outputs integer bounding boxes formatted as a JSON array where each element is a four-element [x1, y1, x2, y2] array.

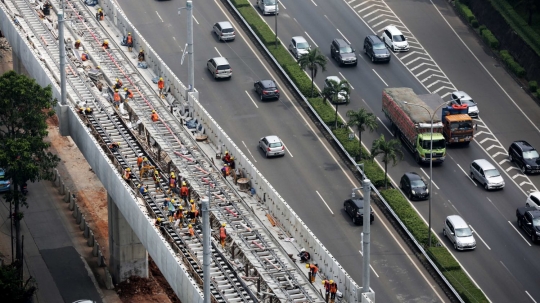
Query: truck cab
[[416, 133, 446, 163], [441, 105, 474, 145]]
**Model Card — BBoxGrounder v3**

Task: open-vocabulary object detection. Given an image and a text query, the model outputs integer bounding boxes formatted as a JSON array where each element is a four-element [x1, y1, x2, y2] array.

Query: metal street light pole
[[58, 0, 66, 105], [404, 100, 452, 247], [187, 0, 194, 92]]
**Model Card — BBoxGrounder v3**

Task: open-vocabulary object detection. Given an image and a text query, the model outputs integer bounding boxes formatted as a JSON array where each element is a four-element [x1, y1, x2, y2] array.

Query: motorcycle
[[21, 183, 28, 196]]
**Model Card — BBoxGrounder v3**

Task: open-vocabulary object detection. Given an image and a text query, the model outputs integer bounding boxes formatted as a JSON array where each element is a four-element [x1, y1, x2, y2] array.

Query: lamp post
[[404, 100, 452, 247], [179, 1, 194, 92]]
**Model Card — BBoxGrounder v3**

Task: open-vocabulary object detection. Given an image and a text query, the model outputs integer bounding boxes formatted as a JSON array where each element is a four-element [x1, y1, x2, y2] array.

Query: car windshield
[[523, 150, 540, 159], [411, 180, 426, 188], [222, 28, 234, 33], [461, 99, 476, 106], [266, 0, 276, 4], [455, 227, 472, 237], [340, 46, 353, 53], [373, 43, 386, 50], [484, 169, 500, 178], [217, 65, 231, 70], [533, 217, 540, 227], [393, 35, 406, 42], [421, 139, 446, 150], [450, 121, 473, 130], [269, 142, 282, 148], [297, 42, 309, 49]]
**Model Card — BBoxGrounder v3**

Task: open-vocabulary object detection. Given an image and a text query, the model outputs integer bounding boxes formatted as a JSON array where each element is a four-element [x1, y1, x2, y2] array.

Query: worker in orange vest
[[190, 199, 198, 224], [97, 8, 104, 21], [123, 167, 132, 180], [74, 39, 81, 49], [309, 263, 318, 283], [187, 224, 195, 237], [220, 223, 227, 248], [158, 77, 165, 97], [136, 154, 143, 170], [322, 279, 331, 301], [126, 32, 133, 52], [180, 182, 189, 204], [109, 142, 120, 152], [124, 87, 133, 102], [81, 50, 89, 61], [176, 206, 184, 225], [151, 110, 159, 122], [114, 78, 123, 90], [102, 39, 109, 49], [113, 89, 121, 108], [329, 280, 337, 302]]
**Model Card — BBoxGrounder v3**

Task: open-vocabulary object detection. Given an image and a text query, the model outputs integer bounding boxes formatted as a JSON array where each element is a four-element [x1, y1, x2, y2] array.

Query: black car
[[330, 38, 357, 66], [254, 80, 280, 101], [344, 198, 374, 225], [363, 35, 390, 62], [400, 172, 429, 200], [516, 207, 540, 242], [508, 140, 540, 174]]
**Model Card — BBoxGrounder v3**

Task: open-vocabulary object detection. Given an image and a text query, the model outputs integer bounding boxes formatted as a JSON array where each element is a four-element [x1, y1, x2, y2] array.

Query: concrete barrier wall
[[0, 4, 204, 302]]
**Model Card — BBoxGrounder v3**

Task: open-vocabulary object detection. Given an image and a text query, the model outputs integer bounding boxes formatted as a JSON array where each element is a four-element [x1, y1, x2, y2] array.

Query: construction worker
[[85, 107, 93, 114], [123, 167, 132, 180], [157, 77, 165, 97], [113, 89, 121, 108], [81, 50, 89, 61], [176, 206, 184, 225], [126, 33, 133, 52], [322, 279, 331, 301], [124, 87, 133, 102], [74, 39, 81, 49], [298, 248, 311, 263], [168, 201, 176, 223], [136, 154, 143, 170], [167, 174, 177, 197], [142, 157, 150, 167], [187, 224, 195, 237], [221, 163, 230, 177], [154, 217, 163, 227], [114, 78, 123, 90], [153, 170, 162, 193], [180, 182, 189, 204], [78, 106, 85, 114], [220, 223, 227, 248], [329, 280, 337, 302], [138, 49, 145, 62], [151, 110, 159, 122], [138, 184, 148, 196], [222, 151, 231, 164], [97, 8, 104, 21], [102, 39, 109, 49], [229, 157, 236, 169], [190, 199, 197, 224], [109, 142, 120, 152], [309, 263, 318, 283]]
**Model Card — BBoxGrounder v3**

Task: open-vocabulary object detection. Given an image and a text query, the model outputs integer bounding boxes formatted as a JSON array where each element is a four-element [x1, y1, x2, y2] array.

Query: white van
[[381, 25, 409, 52], [443, 215, 476, 251]]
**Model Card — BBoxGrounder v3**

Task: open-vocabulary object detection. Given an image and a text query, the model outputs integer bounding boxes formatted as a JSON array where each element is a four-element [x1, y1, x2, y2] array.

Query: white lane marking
[[525, 291, 537, 303], [156, 11, 164, 22], [430, 1, 540, 135], [357, 250, 379, 277], [420, 168, 439, 190], [310, 0, 318, 6], [486, 197, 506, 219], [372, 69, 388, 86], [304, 31, 318, 47], [324, 15, 350, 44], [244, 91, 259, 108], [279, 1, 287, 9], [457, 164, 477, 185], [377, 117, 394, 136], [469, 225, 491, 250], [242, 141, 257, 162], [214, 47, 223, 57], [507, 221, 532, 246], [338, 72, 354, 90], [316, 191, 333, 214], [193, 16, 200, 25], [281, 139, 294, 157]]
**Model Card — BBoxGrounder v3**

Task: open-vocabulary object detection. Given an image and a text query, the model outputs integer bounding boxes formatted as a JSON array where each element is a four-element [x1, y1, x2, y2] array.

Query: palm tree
[[323, 78, 351, 128], [371, 134, 404, 189], [298, 48, 327, 97], [346, 108, 378, 159]]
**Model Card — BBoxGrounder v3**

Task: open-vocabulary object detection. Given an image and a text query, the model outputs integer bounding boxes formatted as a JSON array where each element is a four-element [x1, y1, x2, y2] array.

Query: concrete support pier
[[108, 194, 148, 283]]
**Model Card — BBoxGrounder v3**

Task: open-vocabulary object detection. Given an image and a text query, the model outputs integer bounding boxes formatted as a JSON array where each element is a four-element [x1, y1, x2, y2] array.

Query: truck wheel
[[532, 233, 536, 243], [415, 153, 421, 163], [509, 154, 513, 162], [518, 218, 522, 228]]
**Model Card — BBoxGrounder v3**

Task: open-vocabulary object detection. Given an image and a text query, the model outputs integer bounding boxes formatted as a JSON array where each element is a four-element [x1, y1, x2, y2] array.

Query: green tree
[[323, 78, 351, 129], [370, 134, 403, 189], [0, 71, 60, 266], [346, 108, 378, 160], [297, 47, 327, 97], [0, 263, 36, 302]]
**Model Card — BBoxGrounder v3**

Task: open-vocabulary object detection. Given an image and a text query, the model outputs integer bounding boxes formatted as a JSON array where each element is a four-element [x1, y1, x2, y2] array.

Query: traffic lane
[[384, 1, 540, 158]]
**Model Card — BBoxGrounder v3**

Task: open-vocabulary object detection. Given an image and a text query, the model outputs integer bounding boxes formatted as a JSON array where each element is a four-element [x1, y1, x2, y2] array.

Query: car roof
[[452, 91, 473, 101], [446, 215, 468, 228], [334, 38, 349, 46], [325, 76, 341, 83], [512, 140, 535, 152], [472, 159, 496, 170], [264, 135, 281, 143], [367, 35, 383, 44], [212, 57, 229, 65], [404, 172, 422, 181], [260, 79, 276, 88], [217, 21, 233, 29], [384, 25, 403, 35], [346, 198, 364, 208], [292, 36, 307, 43]]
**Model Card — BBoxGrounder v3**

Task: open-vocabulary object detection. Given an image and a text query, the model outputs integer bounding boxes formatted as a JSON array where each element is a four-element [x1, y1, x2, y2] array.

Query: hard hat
[[96, 66, 101, 69], [330, 280, 334, 284], [154, 170, 159, 175], [182, 182, 186, 186], [171, 199, 176, 203], [140, 48, 144, 52], [230, 157, 234, 160], [139, 153, 143, 157], [225, 151, 229, 154], [117, 142, 121, 146], [116, 78, 119, 81], [171, 172, 175, 176], [179, 206, 183, 210], [128, 32, 131, 35], [152, 110, 156, 113], [124, 87, 128, 91], [86, 107, 91, 111], [188, 224, 192, 228], [305, 264, 310, 268], [300, 248, 305, 252], [137, 184, 141, 188], [190, 199, 194, 203], [322, 281, 326, 285], [76, 39, 80, 43], [157, 217, 162, 222], [224, 163, 228, 166], [159, 77, 163, 80], [115, 89, 118, 92], [104, 40, 109, 44], [126, 168, 131, 171], [222, 223, 226, 227]]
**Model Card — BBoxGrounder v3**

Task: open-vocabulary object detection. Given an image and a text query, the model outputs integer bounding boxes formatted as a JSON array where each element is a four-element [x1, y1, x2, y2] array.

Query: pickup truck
[[516, 207, 540, 243]]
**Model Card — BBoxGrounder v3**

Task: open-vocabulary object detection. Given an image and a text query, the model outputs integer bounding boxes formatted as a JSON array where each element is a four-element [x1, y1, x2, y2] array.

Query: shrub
[[333, 128, 360, 158], [238, 7, 277, 46], [427, 247, 460, 271], [361, 159, 387, 188], [529, 81, 538, 93], [456, 2, 475, 22], [470, 19, 479, 28], [478, 25, 487, 34], [230, 0, 250, 7], [283, 65, 314, 97], [499, 50, 526, 78], [307, 98, 336, 124], [443, 270, 488, 303], [481, 29, 499, 49]]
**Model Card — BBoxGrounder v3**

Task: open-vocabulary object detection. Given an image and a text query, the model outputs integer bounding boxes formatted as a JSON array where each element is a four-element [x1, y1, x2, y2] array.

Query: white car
[[324, 76, 348, 101], [289, 36, 310, 59], [526, 191, 540, 209], [381, 25, 409, 52], [257, 0, 279, 15], [258, 135, 285, 158], [443, 215, 476, 251]]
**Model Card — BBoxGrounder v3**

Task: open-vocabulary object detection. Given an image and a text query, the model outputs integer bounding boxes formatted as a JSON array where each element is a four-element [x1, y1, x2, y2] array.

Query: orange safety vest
[[123, 171, 131, 180], [189, 227, 195, 236], [330, 283, 337, 293], [127, 35, 132, 44], [113, 92, 121, 102], [127, 89, 133, 98], [137, 157, 143, 166], [323, 280, 330, 291], [177, 211, 184, 219], [220, 227, 226, 239], [181, 186, 189, 196], [310, 264, 318, 274], [191, 203, 196, 212], [158, 80, 164, 89], [81, 53, 88, 61], [151, 113, 159, 122]]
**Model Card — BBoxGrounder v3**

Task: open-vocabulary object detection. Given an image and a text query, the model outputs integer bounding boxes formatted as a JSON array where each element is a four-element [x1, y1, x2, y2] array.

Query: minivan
[[470, 159, 505, 190], [207, 57, 232, 79], [381, 25, 409, 52], [443, 215, 476, 251]]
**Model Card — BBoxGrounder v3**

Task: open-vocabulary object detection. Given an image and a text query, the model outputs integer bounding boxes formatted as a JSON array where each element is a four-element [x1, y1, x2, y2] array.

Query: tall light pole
[[274, 1, 278, 49], [404, 100, 451, 247], [179, 1, 194, 92], [58, 0, 67, 105]]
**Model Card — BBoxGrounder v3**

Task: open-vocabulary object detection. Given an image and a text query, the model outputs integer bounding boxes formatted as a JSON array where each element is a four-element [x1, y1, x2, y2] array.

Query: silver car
[[451, 91, 479, 118], [470, 159, 505, 190], [443, 215, 476, 251], [257, 0, 279, 15], [258, 135, 285, 158], [207, 57, 232, 79], [289, 36, 310, 59], [213, 21, 235, 41]]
